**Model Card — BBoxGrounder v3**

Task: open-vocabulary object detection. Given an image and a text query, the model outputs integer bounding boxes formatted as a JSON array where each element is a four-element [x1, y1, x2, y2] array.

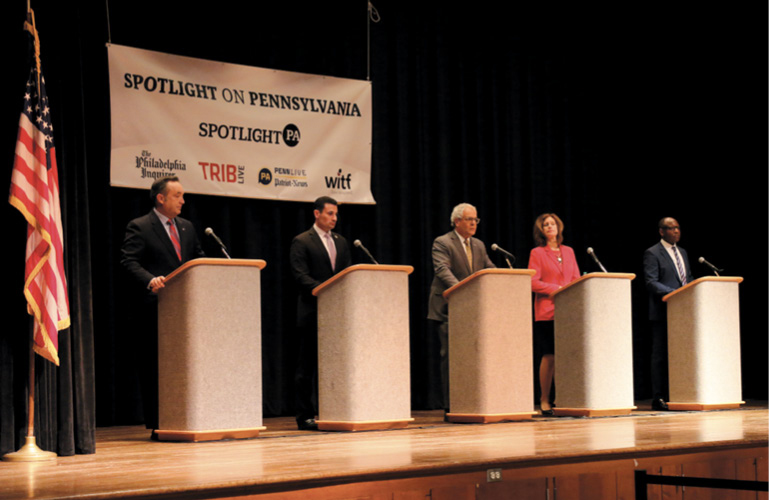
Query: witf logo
[[325, 169, 352, 190]]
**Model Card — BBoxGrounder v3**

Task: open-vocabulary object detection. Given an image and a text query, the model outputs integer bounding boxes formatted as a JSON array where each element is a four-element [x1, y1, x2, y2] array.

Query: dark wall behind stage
[[1, 2, 766, 443]]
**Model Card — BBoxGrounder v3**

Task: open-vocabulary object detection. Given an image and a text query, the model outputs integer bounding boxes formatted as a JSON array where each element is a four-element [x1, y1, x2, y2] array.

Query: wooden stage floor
[[1, 401, 766, 500]]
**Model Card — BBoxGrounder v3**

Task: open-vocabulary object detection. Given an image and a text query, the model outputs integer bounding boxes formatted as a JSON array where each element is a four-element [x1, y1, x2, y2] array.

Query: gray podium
[[664, 276, 744, 411], [551, 273, 636, 417], [443, 269, 537, 423], [156, 258, 266, 441], [313, 264, 414, 431]]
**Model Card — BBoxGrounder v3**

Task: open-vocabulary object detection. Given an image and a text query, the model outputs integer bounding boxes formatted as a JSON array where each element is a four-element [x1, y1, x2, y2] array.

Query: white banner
[[108, 44, 374, 204]]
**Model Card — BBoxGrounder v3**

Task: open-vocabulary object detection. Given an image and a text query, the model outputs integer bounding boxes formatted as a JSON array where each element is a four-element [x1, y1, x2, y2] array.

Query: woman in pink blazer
[[528, 213, 580, 415]]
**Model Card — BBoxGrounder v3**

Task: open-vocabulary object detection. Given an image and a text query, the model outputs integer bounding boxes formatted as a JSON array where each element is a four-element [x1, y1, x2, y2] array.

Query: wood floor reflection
[[0, 401, 766, 500]]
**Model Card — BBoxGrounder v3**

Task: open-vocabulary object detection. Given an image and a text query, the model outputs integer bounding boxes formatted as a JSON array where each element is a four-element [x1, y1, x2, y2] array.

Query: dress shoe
[[540, 401, 554, 416], [297, 418, 318, 431], [651, 398, 669, 411]]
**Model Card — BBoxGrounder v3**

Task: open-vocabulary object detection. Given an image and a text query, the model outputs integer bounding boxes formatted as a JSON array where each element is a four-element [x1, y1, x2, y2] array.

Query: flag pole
[[2, 327, 56, 462], [2, 5, 57, 463]]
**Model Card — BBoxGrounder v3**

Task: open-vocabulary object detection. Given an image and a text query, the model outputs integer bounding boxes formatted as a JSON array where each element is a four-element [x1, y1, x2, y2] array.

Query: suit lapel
[[655, 242, 679, 285], [679, 247, 690, 278], [545, 247, 565, 278], [176, 220, 189, 262], [470, 238, 485, 272], [308, 229, 333, 272], [329, 231, 343, 267], [450, 232, 472, 275], [149, 211, 181, 264]]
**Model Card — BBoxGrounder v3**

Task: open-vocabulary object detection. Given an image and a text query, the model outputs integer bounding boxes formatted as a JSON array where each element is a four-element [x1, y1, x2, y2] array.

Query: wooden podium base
[[316, 419, 414, 432], [446, 412, 536, 423], [552, 407, 636, 418], [667, 401, 745, 411], [156, 427, 266, 442]]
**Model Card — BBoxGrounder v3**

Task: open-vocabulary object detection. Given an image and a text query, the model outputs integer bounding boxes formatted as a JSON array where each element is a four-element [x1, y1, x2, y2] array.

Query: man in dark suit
[[289, 196, 351, 430], [427, 203, 495, 410], [120, 175, 205, 432], [643, 217, 693, 411]]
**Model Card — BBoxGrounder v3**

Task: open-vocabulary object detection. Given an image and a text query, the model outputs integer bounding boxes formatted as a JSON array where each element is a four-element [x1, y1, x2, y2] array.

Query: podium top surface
[[662, 276, 744, 302], [443, 268, 536, 299], [312, 264, 414, 296], [165, 258, 266, 284], [550, 272, 635, 299]]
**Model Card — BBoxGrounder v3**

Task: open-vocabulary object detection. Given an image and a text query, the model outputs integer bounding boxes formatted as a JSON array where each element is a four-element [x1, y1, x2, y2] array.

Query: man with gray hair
[[427, 203, 495, 410]]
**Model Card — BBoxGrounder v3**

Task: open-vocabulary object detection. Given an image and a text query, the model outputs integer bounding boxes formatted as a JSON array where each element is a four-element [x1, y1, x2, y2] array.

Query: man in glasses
[[427, 203, 495, 412], [643, 217, 693, 411]]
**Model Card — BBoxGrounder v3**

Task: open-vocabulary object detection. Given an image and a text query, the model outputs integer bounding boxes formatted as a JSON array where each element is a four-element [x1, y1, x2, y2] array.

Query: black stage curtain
[[0, 2, 96, 455], [1, 3, 766, 453]]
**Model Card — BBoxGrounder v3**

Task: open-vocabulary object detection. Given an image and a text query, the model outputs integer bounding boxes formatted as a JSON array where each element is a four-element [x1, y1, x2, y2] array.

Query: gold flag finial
[[24, 8, 42, 92]]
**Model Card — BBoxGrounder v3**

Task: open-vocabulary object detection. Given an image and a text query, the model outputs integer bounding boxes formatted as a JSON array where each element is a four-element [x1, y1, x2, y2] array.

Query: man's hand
[[149, 276, 167, 293]]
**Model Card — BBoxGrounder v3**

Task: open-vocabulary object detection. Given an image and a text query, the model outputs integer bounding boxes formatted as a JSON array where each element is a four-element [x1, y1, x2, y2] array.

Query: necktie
[[464, 238, 473, 272], [167, 220, 182, 260], [325, 233, 337, 271], [672, 246, 687, 285]]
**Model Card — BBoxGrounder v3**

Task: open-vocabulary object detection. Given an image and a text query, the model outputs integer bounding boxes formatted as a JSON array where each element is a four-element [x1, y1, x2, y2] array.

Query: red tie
[[167, 220, 182, 260]]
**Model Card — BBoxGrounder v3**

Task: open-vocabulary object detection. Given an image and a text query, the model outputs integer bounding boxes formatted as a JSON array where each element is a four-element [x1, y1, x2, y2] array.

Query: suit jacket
[[427, 231, 496, 322], [290, 227, 352, 328], [120, 210, 205, 300], [643, 241, 693, 321], [528, 245, 581, 322]]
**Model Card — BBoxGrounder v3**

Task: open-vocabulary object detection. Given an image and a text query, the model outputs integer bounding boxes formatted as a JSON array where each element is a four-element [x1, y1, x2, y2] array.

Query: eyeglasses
[[461, 217, 481, 224]]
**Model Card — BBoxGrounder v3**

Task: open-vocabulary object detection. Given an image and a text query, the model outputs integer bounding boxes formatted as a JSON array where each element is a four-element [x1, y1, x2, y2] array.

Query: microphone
[[353, 239, 379, 265], [586, 247, 608, 273], [698, 256, 722, 276], [490, 243, 516, 269], [205, 227, 231, 259]]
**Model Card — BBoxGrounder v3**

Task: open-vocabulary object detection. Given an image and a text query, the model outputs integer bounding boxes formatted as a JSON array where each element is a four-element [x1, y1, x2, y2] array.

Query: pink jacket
[[528, 245, 580, 321]]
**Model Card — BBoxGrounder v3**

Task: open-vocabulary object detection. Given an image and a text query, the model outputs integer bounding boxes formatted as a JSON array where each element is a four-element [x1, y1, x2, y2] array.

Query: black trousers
[[135, 297, 159, 429], [294, 323, 318, 422], [650, 320, 669, 401], [428, 319, 450, 411]]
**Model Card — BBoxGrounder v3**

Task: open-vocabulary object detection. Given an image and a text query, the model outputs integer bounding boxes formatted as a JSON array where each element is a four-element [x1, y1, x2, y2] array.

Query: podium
[[663, 277, 744, 410], [156, 258, 266, 441], [313, 264, 414, 431], [550, 273, 636, 417], [443, 269, 537, 423]]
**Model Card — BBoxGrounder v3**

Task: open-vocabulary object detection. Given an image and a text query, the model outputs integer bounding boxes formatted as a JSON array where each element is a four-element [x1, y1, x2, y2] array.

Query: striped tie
[[672, 246, 687, 285], [167, 220, 182, 261]]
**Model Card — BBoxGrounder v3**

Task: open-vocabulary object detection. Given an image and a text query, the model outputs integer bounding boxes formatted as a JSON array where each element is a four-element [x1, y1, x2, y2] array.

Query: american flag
[[8, 16, 70, 366]]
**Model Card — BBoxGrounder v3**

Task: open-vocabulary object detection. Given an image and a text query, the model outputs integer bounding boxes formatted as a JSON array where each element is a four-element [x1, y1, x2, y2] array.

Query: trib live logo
[[325, 169, 352, 190]]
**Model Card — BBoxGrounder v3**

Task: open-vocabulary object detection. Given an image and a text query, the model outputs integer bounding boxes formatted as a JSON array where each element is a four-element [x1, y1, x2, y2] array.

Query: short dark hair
[[314, 196, 338, 212], [150, 176, 180, 206], [658, 217, 676, 229]]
